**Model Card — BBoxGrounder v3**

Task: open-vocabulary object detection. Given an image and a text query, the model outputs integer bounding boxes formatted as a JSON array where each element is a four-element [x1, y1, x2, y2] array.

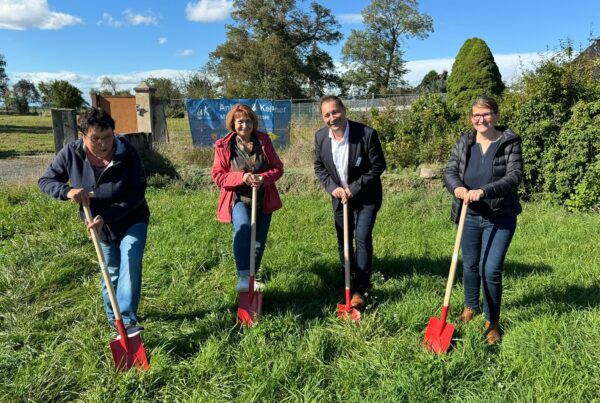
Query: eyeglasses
[[471, 112, 494, 120], [85, 134, 113, 144]]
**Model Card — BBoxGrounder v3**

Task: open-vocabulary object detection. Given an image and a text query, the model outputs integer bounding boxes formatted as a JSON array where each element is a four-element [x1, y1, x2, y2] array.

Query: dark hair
[[471, 95, 499, 115], [319, 95, 345, 113], [225, 104, 258, 136], [78, 107, 115, 134]]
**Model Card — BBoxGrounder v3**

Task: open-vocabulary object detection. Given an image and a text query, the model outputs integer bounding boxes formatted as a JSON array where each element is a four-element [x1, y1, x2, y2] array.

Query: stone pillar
[[134, 81, 156, 134], [51, 108, 78, 153]]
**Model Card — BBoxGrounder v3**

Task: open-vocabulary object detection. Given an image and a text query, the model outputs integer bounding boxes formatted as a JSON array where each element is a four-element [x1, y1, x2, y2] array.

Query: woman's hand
[[67, 188, 90, 206], [85, 215, 104, 234], [465, 189, 484, 204], [453, 186, 468, 200], [243, 173, 264, 188]]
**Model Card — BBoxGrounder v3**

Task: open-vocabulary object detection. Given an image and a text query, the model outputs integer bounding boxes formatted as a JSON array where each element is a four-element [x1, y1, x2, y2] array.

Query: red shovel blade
[[238, 290, 263, 327], [423, 316, 455, 354], [337, 303, 361, 322], [109, 335, 149, 371]]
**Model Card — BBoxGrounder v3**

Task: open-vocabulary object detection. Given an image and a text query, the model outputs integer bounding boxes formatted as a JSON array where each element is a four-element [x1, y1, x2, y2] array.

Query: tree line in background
[[0, 0, 598, 212]]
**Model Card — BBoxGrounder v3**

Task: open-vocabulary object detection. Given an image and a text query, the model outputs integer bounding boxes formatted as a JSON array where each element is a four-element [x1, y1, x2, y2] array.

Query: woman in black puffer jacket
[[443, 95, 523, 344]]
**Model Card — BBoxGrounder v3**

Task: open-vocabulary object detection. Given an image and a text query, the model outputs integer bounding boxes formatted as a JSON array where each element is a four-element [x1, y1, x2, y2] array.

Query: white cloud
[[338, 13, 362, 24], [0, 0, 82, 30], [176, 49, 194, 57], [159, 37, 168, 45], [123, 9, 158, 26], [186, 0, 234, 22], [99, 9, 159, 27]]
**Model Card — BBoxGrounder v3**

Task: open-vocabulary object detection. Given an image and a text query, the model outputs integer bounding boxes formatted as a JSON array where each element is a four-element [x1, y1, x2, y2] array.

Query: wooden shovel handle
[[343, 202, 351, 300], [442, 201, 468, 307], [249, 186, 258, 278], [82, 204, 122, 322]]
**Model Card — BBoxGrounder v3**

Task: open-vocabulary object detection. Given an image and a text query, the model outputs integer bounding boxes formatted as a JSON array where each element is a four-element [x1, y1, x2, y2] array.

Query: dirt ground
[[0, 153, 54, 186]]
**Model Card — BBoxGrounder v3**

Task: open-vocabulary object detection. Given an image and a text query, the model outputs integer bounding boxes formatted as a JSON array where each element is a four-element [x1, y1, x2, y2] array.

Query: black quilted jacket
[[443, 127, 523, 223]]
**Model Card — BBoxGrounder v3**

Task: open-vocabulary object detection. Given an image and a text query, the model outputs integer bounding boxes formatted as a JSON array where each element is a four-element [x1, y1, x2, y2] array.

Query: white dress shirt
[[329, 123, 350, 188]]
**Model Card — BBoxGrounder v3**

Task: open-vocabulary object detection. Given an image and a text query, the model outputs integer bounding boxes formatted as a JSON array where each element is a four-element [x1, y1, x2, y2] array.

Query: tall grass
[[1, 183, 599, 402]]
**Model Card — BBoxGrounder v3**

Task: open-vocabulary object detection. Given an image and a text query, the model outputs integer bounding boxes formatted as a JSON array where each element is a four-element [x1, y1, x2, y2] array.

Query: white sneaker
[[253, 280, 265, 292], [236, 276, 250, 292]]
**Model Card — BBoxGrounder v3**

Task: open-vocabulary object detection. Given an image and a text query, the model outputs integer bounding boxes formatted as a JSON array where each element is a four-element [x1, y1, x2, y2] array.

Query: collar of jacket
[[215, 131, 265, 148]]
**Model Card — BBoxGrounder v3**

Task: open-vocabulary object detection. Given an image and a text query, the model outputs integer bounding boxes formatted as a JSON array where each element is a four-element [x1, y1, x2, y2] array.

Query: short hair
[[78, 107, 115, 134], [319, 95, 345, 113], [225, 104, 258, 135], [471, 95, 499, 115]]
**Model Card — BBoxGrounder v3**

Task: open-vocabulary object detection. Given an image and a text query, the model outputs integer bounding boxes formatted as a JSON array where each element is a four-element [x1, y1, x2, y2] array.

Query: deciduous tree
[[209, 0, 342, 98], [341, 0, 433, 95], [38, 80, 87, 109]]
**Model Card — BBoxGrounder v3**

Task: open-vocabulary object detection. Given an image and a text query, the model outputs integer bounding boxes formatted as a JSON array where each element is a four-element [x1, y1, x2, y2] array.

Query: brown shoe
[[350, 292, 366, 309], [458, 307, 477, 324], [485, 321, 501, 344]]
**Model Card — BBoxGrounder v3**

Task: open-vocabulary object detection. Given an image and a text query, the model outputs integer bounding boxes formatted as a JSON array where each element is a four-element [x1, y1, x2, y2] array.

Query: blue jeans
[[461, 214, 517, 322], [232, 200, 272, 277], [334, 204, 378, 294], [99, 222, 148, 326]]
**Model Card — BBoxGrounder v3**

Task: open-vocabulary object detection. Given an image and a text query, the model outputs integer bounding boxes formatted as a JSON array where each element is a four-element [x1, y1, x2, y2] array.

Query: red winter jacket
[[212, 131, 284, 223]]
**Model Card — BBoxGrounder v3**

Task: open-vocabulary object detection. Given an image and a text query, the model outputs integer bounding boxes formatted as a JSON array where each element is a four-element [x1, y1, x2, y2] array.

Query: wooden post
[[51, 108, 78, 153]]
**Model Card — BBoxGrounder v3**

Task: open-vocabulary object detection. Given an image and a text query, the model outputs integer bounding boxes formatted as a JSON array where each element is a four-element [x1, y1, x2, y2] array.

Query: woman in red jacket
[[212, 104, 284, 292]]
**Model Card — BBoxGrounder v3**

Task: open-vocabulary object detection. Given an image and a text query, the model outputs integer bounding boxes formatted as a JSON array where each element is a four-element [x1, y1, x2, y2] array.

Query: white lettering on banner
[[258, 104, 287, 113]]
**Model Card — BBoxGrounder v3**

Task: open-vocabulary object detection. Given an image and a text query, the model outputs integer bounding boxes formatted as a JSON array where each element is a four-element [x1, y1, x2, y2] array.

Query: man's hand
[[67, 188, 90, 206], [453, 186, 468, 200], [344, 187, 352, 199], [332, 187, 348, 204]]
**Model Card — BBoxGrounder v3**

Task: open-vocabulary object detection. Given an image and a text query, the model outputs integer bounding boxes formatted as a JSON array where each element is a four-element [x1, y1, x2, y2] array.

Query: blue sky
[[1, 0, 599, 98]]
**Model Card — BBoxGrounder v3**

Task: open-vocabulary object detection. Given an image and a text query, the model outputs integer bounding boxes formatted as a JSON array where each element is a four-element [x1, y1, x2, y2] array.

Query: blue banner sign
[[185, 99, 292, 148]]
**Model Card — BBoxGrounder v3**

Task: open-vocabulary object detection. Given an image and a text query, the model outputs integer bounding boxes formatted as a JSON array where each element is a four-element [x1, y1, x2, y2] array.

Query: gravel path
[[0, 153, 54, 185]]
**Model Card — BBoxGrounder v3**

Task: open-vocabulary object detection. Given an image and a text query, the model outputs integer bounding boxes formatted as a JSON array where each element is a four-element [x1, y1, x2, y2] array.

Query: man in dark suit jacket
[[314, 95, 386, 308]]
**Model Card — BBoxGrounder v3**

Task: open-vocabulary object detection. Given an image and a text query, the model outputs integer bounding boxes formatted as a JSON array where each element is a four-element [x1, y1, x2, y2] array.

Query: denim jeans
[[232, 200, 272, 277], [99, 222, 148, 326], [333, 204, 378, 294], [461, 214, 517, 322]]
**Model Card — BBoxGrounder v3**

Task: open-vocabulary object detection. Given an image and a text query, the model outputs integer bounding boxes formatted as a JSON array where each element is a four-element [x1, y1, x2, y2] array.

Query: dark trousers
[[334, 204, 378, 294], [461, 214, 517, 322]]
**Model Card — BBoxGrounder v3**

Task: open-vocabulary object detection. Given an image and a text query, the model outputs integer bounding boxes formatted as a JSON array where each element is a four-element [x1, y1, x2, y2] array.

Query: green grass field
[[1, 115, 599, 402], [1, 184, 599, 402], [0, 115, 54, 156]]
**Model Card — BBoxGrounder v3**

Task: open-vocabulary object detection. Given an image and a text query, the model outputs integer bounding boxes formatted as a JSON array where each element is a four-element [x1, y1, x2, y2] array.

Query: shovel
[[83, 204, 149, 370], [237, 184, 263, 326], [337, 202, 361, 322], [423, 200, 468, 354]]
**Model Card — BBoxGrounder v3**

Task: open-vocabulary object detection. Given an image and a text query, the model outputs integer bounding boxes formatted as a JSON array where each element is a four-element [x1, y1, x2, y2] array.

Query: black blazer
[[314, 120, 386, 211]]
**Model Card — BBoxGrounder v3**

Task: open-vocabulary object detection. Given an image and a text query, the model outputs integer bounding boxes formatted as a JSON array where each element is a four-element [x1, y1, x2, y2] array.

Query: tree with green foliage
[[501, 40, 600, 202], [145, 77, 184, 118], [208, 0, 342, 99], [341, 0, 433, 95], [446, 37, 504, 109], [0, 54, 9, 105], [38, 80, 87, 109], [6, 79, 40, 114], [418, 69, 447, 94], [180, 70, 217, 99]]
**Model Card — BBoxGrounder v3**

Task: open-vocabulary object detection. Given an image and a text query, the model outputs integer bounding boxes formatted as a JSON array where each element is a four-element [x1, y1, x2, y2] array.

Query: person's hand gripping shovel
[[82, 193, 149, 370]]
